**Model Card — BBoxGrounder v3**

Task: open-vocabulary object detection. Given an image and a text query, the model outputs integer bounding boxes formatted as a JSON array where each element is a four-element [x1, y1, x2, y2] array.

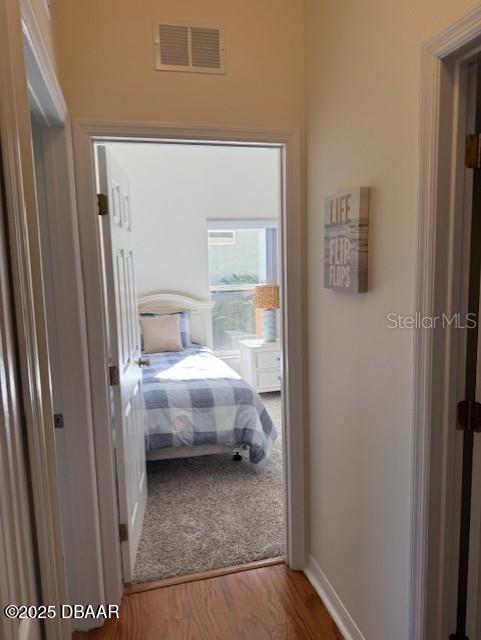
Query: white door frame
[[21, 0, 107, 631], [72, 119, 305, 597], [412, 7, 481, 639], [0, 136, 42, 640], [0, 0, 69, 638]]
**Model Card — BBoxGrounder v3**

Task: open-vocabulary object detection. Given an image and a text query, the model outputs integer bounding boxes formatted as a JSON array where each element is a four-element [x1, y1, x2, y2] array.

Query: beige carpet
[[133, 392, 284, 583]]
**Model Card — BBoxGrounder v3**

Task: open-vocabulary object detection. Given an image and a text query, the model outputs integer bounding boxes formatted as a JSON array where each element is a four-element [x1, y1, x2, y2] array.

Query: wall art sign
[[324, 187, 370, 293]]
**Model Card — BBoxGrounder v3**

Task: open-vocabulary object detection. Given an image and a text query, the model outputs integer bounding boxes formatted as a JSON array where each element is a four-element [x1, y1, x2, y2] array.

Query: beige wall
[[51, 0, 304, 129], [305, 1, 476, 639]]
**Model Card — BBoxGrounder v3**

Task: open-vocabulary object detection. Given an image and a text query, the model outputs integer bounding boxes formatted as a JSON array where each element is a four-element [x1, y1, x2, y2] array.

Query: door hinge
[[466, 134, 481, 169], [457, 399, 481, 432], [118, 523, 128, 542], [97, 193, 109, 216], [54, 413, 64, 429], [109, 365, 120, 386]]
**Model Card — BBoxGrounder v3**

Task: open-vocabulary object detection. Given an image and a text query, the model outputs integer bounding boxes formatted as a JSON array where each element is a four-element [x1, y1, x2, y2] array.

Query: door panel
[[97, 146, 147, 583]]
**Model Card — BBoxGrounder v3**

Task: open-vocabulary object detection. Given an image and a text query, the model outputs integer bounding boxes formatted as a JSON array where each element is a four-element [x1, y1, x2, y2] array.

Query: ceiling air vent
[[154, 22, 225, 74]]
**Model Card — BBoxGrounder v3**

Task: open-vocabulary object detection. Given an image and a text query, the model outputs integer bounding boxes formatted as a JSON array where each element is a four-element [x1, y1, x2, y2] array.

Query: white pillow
[[140, 315, 183, 354]]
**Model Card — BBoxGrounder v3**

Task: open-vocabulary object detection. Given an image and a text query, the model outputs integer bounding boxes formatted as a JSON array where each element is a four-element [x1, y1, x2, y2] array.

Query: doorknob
[[136, 357, 150, 367]]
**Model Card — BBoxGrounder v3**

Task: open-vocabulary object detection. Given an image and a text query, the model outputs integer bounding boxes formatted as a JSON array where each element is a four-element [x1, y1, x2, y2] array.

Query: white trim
[[21, 0, 66, 125], [424, 5, 481, 57], [72, 120, 306, 601], [413, 7, 481, 639], [0, 0, 69, 638], [304, 556, 366, 640], [0, 148, 42, 640], [20, 1, 108, 630], [410, 48, 439, 640], [75, 119, 300, 143], [37, 126, 107, 629], [41, 0, 51, 21]]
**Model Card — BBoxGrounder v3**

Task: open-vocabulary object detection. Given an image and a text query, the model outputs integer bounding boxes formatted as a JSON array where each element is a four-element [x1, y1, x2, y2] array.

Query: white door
[[97, 146, 147, 583], [0, 170, 41, 640]]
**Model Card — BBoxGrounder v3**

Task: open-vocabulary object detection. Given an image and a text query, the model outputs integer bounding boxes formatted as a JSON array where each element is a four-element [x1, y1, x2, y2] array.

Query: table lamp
[[254, 284, 280, 342]]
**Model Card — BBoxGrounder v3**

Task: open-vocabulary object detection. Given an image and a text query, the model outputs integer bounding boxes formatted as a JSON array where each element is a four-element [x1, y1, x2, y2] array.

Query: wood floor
[[74, 563, 343, 639]]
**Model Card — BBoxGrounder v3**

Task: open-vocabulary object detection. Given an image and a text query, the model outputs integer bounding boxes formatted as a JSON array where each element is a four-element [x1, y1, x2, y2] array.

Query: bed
[[138, 293, 278, 469]]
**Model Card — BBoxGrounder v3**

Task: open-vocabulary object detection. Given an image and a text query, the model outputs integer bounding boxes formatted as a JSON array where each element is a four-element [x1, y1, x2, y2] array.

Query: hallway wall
[[304, 2, 477, 639]]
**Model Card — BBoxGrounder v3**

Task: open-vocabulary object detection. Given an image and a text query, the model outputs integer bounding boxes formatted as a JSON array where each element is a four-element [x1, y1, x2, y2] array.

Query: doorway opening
[[94, 140, 286, 585], [448, 56, 481, 640]]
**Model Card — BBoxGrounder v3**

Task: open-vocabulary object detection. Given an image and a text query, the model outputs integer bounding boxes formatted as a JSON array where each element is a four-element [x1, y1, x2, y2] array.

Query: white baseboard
[[304, 555, 366, 640]]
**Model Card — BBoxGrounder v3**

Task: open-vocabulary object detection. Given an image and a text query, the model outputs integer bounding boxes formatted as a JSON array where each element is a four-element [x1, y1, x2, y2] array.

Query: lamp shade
[[254, 284, 280, 310]]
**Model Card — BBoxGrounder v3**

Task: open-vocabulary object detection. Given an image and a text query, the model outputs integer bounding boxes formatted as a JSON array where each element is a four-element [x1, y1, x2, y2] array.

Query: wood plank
[[165, 577, 235, 621], [125, 556, 285, 594], [198, 610, 272, 640], [259, 564, 340, 640], [220, 567, 291, 627], [269, 621, 312, 639], [132, 592, 212, 640], [73, 563, 343, 640]]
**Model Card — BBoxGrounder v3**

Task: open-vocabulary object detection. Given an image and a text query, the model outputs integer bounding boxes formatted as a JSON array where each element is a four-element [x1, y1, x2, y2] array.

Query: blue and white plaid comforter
[[142, 345, 277, 468]]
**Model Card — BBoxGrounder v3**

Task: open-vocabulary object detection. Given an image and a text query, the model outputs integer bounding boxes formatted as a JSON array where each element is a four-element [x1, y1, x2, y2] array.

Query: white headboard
[[138, 292, 214, 349]]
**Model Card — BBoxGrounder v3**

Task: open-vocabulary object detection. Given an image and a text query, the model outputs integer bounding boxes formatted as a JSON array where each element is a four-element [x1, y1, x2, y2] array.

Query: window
[[208, 220, 278, 353]]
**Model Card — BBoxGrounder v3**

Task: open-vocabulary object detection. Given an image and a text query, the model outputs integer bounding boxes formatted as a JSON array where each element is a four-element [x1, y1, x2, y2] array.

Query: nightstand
[[240, 339, 282, 393]]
